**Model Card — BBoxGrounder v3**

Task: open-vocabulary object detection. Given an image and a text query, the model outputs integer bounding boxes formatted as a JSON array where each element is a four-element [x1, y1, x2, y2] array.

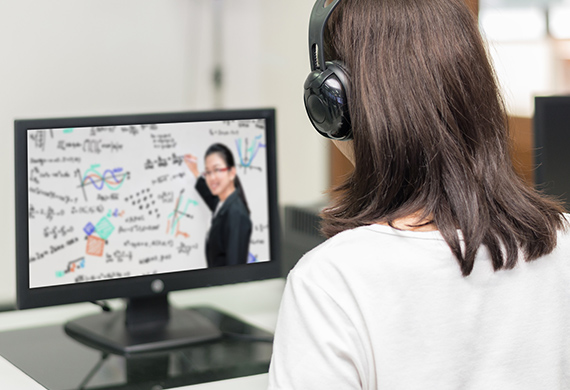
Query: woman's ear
[[229, 166, 237, 181]]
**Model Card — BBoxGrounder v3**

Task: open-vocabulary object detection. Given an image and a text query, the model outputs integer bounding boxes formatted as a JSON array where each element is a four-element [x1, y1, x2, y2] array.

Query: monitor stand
[[64, 294, 223, 356]]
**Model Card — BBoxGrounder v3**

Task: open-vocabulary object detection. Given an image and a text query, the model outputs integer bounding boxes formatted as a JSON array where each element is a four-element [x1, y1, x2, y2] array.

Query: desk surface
[[0, 278, 285, 390]]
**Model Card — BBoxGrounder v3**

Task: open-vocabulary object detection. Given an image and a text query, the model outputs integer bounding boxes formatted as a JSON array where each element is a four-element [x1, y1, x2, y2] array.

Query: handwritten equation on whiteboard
[[27, 119, 271, 289]]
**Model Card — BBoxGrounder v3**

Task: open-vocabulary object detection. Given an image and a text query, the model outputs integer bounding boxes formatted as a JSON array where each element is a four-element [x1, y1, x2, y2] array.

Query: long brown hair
[[321, 0, 566, 276]]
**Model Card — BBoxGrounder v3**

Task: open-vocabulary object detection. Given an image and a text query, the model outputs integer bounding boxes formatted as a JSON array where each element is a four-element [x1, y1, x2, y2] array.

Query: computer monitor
[[14, 108, 280, 355], [534, 95, 570, 210]]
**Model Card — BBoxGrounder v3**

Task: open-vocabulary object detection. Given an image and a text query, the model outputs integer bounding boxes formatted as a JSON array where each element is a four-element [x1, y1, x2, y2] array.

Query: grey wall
[[0, 0, 329, 305]]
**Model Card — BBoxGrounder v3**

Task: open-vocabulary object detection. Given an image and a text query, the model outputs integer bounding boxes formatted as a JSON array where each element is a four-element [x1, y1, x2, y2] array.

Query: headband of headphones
[[308, 0, 342, 72]]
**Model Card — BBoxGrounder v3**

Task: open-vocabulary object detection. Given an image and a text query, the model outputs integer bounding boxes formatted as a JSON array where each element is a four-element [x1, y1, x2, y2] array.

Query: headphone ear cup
[[304, 61, 352, 140]]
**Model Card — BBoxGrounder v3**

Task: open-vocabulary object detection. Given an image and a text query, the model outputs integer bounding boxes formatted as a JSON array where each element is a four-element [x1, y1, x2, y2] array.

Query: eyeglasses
[[203, 167, 229, 178]]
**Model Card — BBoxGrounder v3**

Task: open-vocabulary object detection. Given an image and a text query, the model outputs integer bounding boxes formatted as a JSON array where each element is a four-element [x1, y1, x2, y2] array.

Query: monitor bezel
[[15, 108, 281, 310]]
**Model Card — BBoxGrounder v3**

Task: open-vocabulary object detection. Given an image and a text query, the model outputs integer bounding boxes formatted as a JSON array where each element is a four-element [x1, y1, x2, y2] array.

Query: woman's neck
[[378, 213, 437, 232], [218, 185, 236, 202]]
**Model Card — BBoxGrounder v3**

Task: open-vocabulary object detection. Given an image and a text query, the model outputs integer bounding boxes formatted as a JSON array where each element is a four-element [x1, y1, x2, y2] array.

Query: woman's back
[[269, 223, 570, 389], [268, 0, 570, 387]]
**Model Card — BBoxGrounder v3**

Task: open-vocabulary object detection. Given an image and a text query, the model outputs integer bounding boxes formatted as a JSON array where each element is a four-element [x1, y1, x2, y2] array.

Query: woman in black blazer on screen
[[184, 143, 252, 267]]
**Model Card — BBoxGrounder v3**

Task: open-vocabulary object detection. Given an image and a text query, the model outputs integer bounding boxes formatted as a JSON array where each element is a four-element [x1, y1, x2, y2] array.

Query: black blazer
[[195, 177, 252, 267]]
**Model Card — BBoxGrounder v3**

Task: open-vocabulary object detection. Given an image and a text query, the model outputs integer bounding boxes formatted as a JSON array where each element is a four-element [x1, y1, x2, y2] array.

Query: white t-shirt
[[268, 223, 570, 390]]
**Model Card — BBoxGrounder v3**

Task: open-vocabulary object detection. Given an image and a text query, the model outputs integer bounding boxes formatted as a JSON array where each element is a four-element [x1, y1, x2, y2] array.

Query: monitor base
[[65, 305, 223, 356]]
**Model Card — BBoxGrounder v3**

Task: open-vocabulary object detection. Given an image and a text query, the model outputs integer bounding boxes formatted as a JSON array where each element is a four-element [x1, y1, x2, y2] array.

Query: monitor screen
[[534, 95, 570, 210], [14, 109, 280, 354]]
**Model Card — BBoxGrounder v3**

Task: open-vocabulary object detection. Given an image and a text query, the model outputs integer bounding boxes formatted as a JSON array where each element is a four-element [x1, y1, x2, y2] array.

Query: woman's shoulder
[[291, 224, 448, 279], [552, 214, 570, 251], [221, 191, 248, 213], [290, 226, 369, 271], [303, 223, 445, 257]]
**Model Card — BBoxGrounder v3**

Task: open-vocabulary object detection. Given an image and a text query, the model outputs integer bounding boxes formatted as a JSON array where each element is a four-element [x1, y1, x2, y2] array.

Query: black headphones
[[304, 0, 352, 141]]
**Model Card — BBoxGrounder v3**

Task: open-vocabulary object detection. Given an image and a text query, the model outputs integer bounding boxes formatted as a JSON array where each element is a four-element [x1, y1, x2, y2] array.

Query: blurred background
[[0, 0, 568, 306]]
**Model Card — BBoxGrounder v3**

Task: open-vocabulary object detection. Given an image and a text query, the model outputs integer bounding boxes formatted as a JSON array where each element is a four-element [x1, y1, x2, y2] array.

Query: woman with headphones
[[184, 143, 252, 267], [268, 0, 570, 389]]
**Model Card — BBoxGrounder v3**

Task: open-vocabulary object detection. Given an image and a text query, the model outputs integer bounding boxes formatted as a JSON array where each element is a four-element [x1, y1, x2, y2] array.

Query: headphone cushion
[[304, 61, 352, 140]]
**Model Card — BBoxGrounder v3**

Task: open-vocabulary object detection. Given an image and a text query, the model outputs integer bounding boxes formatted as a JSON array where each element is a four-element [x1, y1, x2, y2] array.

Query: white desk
[[0, 278, 286, 390]]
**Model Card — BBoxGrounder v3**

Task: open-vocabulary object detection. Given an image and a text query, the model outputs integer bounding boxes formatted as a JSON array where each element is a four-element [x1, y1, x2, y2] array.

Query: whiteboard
[[26, 119, 270, 289]]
